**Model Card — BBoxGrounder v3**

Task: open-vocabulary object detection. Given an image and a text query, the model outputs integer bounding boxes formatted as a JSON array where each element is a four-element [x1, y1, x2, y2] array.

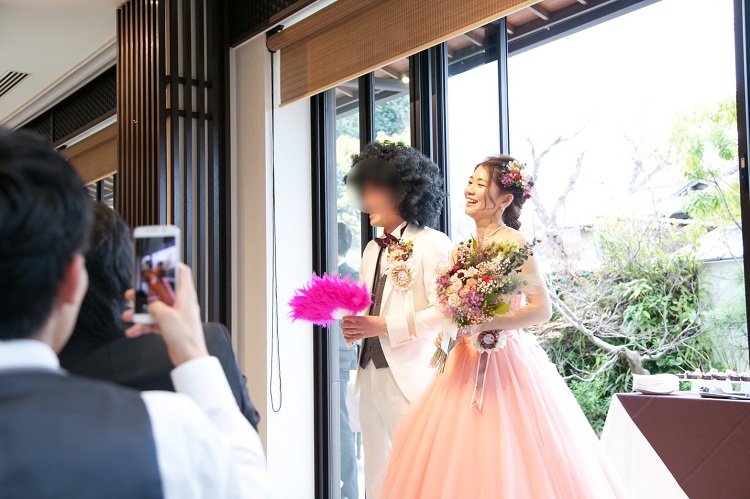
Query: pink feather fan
[[289, 274, 371, 327]]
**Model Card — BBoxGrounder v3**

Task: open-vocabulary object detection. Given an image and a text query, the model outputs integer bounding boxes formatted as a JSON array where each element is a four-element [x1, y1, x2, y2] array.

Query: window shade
[[267, 0, 537, 105], [62, 122, 118, 184]]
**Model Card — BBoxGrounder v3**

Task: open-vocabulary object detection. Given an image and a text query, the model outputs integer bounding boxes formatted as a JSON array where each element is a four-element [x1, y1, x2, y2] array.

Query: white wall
[[231, 35, 315, 498]]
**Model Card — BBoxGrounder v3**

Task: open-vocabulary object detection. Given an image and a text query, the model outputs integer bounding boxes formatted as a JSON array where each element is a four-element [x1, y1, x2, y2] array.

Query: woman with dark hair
[[379, 156, 628, 498], [341, 141, 452, 498]]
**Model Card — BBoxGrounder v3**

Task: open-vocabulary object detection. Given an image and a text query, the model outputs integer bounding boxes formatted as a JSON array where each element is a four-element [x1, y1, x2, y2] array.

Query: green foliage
[[703, 268, 749, 370], [334, 95, 411, 241], [598, 220, 704, 342], [568, 376, 619, 435], [538, 219, 712, 433], [336, 95, 410, 140], [530, 97, 744, 432], [670, 97, 741, 227]]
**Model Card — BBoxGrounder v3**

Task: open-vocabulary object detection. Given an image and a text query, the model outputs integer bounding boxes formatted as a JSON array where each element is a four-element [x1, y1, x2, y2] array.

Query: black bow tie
[[375, 233, 399, 248]]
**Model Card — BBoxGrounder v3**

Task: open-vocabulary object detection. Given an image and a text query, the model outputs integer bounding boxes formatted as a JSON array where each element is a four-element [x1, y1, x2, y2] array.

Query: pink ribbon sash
[[469, 351, 492, 410]]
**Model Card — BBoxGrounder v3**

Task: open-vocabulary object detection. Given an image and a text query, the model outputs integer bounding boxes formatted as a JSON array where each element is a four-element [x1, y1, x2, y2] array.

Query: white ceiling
[[0, 0, 122, 125]]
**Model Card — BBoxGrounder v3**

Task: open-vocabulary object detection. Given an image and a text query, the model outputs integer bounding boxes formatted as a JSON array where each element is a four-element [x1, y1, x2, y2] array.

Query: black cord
[[269, 48, 282, 413]]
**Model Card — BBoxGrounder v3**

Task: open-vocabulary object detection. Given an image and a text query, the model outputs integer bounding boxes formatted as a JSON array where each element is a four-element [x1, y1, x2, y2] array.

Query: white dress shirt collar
[[378, 220, 409, 238], [393, 220, 409, 237], [0, 339, 61, 372]]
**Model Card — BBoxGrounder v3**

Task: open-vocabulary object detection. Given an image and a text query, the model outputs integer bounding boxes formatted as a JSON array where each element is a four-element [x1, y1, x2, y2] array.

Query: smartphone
[[133, 225, 181, 324]]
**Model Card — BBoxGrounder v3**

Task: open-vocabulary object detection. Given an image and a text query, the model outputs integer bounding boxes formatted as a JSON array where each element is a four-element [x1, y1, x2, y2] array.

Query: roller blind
[[267, 0, 537, 104], [62, 122, 118, 184]]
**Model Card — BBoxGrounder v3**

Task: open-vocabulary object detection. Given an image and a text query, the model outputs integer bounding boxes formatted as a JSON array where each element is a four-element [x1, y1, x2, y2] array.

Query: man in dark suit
[[0, 128, 267, 497], [337, 222, 360, 499], [59, 202, 260, 429]]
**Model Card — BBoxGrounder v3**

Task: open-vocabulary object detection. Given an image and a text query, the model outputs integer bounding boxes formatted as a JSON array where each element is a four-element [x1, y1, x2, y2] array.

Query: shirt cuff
[[385, 314, 411, 347], [171, 356, 236, 411]]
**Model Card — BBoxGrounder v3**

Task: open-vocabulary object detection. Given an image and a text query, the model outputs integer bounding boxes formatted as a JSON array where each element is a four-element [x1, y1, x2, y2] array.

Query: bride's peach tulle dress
[[380, 296, 629, 499]]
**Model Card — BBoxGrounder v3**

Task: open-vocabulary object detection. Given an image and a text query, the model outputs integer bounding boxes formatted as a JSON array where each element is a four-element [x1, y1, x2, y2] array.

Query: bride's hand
[[434, 332, 443, 348]]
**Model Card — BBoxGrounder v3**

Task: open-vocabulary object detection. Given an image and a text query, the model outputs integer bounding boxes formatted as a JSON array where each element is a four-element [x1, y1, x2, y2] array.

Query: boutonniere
[[387, 238, 415, 292]]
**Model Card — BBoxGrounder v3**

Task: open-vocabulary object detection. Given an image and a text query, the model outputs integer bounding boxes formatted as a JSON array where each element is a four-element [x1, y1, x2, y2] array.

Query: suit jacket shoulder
[[412, 225, 452, 251], [61, 323, 261, 430], [202, 323, 261, 429]]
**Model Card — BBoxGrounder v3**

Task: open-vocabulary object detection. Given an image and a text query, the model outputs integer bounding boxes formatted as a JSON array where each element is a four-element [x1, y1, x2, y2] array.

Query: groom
[[342, 142, 451, 498]]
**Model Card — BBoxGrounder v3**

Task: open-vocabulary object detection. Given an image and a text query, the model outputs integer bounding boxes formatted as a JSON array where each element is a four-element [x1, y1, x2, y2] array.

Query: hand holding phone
[[123, 263, 208, 366], [133, 225, 181, 324]]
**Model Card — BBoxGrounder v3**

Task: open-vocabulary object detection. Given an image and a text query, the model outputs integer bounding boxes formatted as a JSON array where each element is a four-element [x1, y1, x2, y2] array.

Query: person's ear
[[500, 193, 514, 211], [58, 254, 88, 305]]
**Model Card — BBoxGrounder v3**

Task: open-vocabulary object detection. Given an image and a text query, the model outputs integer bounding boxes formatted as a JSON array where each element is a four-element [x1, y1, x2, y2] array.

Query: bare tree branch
[[552, 152, 585, 216], [624, 135, 670, 194]]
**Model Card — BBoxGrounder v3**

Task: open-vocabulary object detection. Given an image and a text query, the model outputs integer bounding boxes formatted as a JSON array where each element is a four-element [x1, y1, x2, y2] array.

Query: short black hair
[[0, 127, 92, 340], [337, 222, 353, 257], [345, 141, 445, 228], [67, 203, 133, 349]]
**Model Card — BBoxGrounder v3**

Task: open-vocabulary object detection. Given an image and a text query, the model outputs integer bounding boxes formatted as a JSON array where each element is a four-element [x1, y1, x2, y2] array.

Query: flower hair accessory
[[498, 160, 533, 199]]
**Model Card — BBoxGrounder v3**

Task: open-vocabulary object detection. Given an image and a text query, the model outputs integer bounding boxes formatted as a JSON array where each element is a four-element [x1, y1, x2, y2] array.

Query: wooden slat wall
[[62, 122, 118, 184], [117, 0, 164, 226], [116, 0, 227, 324], [267, 0, 538, 104]]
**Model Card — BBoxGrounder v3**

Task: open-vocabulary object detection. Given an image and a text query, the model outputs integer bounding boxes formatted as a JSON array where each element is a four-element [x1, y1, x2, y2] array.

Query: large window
[[374, 58, 411, 144], [508, 0, 746, 431], [313, 0, 750, 494], [447, 25, 501, 241], [324, 61, 412, 499], [332, 78, 363, 499]]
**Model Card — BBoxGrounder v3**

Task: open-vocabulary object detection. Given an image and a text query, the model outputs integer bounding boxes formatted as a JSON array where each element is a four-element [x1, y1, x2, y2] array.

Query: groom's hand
[[342, 315, 387, 342]]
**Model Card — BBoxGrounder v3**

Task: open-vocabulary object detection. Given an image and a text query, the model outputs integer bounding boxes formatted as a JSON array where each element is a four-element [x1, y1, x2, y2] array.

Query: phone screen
[[134, 235, 178, 314]]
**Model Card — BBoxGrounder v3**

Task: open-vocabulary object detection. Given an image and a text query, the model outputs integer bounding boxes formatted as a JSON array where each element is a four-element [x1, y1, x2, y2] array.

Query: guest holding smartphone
[[0, 128, 269, 498]]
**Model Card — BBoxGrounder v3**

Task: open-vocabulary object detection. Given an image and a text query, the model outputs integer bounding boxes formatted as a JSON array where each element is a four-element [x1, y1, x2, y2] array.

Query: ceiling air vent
[[0, 71, 30, 99]]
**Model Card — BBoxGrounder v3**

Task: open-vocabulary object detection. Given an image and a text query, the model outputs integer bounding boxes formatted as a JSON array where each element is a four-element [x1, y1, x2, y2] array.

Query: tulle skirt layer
[[380, 332, 628, 499]]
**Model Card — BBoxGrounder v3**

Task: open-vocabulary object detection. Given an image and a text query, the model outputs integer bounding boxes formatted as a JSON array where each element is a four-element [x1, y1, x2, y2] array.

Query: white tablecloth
[[601, 395, 688, 499]]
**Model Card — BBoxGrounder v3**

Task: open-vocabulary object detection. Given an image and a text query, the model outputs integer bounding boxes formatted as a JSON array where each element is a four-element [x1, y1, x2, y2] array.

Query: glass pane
[[86, 174, 116, 209], [446, 25, 500, 241], [374, 58, 411, 144], [508, 0, 746, 433], [332, 62, 414, 498], [333, 79, 364, 499], [102, 175, 115, 209]]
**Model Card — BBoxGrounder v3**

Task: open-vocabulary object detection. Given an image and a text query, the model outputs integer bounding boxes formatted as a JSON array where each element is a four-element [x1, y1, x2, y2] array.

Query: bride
[[378, 156, 628, 498]]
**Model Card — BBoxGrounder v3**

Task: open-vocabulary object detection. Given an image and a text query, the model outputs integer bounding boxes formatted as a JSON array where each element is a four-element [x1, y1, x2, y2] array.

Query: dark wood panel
[[117, 0, 228, 324]]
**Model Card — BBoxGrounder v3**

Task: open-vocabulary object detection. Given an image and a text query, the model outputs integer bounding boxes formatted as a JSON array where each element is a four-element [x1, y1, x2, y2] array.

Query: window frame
[[734, 0, 750, 388]]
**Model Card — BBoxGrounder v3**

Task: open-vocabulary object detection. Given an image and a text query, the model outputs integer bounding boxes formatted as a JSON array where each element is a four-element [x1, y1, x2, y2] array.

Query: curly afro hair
[[345, 141, 445, 228]]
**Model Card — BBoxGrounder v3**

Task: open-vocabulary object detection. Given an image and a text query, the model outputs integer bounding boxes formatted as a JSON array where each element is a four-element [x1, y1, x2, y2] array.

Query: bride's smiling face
[[464, 165, 512, 221]]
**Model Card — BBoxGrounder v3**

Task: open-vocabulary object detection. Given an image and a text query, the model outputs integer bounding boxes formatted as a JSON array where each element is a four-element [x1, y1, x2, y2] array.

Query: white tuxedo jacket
[[356, 224, 452, 402]]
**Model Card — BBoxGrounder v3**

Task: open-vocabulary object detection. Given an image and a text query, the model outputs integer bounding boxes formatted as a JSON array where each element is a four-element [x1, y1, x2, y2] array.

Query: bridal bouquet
[[430, 238, 533, 372]]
